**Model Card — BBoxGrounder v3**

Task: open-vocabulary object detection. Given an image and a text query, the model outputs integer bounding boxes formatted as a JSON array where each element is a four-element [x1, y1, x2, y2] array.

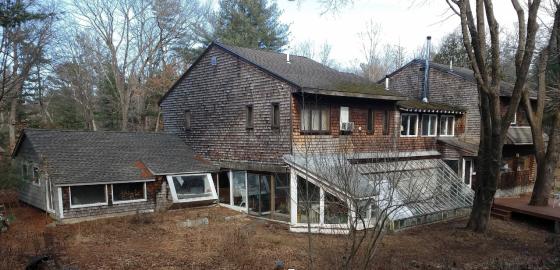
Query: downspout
[[422, 36, 431, 103]]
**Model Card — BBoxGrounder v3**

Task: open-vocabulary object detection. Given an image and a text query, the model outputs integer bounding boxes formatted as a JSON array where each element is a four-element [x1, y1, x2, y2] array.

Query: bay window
[[167, 174, 217, 203]]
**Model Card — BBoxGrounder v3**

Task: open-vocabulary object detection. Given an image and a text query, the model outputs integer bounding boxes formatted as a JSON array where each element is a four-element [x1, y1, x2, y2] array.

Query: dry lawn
[[0, 204, 557, 270]]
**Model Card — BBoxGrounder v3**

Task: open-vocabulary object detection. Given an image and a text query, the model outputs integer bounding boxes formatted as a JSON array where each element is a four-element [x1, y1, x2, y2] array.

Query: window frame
[[271, 102, 280, 129], [421, 114, 438, 137], [166, 173, 218, 203], [111, 182, 148, 204], [382, 110, 389, 135], [246, 105, 254, 130], [400, 113, 419, 137], [69, 184, 109, 209], [439, 115, 455, 137], [300, 104, 330, 134], [367, 108, 375, 134], [184, 110, 191, 130]]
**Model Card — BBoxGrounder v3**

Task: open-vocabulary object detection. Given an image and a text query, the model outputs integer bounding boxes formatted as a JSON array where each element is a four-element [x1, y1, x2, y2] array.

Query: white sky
[[276, 0, 520, 67]]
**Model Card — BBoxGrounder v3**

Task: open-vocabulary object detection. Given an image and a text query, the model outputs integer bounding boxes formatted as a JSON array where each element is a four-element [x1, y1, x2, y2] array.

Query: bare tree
[[0, 0, 56, 150], [290, 134, 473, 269], [446, 0, 542, 232], [71, 0, 206, 131], [523, 2, 560, 206], [357, 20, 386, 81]]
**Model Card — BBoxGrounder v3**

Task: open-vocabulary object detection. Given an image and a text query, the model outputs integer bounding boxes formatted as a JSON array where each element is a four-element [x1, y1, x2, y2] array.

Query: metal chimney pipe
[[422, 36, 431, 103], [286, 52, 290, 64], [450, 59, 453, 71], [385, 77, 389, 90]]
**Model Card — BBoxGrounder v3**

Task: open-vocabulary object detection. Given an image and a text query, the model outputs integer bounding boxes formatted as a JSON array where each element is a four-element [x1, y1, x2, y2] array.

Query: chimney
[[450, 59, 453, 71], [286, 52, 290, 64], [385, 77, 389, 90], [422, 36, 431, 103]]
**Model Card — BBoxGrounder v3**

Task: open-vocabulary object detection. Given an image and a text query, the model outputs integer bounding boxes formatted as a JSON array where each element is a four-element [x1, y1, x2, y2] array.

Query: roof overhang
[[298, 87, 406, 101]]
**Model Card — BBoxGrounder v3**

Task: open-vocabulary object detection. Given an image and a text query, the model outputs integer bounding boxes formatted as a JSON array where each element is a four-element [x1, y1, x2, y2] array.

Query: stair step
[[490, 211, 511, 221], [491, 207, 512, 216]]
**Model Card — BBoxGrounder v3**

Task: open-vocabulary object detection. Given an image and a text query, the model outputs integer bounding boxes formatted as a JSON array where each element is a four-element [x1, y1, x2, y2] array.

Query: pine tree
[[213, 0, 289, 52]]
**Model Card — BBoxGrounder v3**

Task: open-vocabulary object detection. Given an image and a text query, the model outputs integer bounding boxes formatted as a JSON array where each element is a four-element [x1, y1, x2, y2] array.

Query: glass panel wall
[[232, 171, 247, 208], [218, 171, 230, 204], [272, 173, 290, 222], [324, 193, 348, 224], [297, 176, 321, 224], [247, 173, 271, 216]]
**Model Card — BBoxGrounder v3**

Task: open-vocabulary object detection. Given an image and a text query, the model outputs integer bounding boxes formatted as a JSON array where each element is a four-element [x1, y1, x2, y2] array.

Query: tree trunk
[[530, 113, 560, 206], [8, 97, 17, 151], [120, 100, 129, 131]]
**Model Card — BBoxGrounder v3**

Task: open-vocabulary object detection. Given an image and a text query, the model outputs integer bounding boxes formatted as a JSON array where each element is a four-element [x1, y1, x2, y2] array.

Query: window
[[382, 110, 389, 135], [184, 110, 191, 130], [167, 174, 217, 202], [112, 182, 146, 203], [301, 104, 330, 133], [246, 105, 254, 129], [421, 114, 438, 136], [70, 185, 108, 208], [21, 161, 39, 185], [439, 115, 455, 136], [511, 112, 517, 126], [367, 109, 375, 133], [400, 113, 418, 136], [271, 103, 280, 129], [32, 166, 39, 185], [462, 159, 474, 187], [443, 159, 459, 175]]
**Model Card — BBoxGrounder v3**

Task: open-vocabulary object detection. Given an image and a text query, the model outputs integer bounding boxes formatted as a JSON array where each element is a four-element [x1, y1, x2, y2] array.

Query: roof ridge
[[24, 128, 173, 135]]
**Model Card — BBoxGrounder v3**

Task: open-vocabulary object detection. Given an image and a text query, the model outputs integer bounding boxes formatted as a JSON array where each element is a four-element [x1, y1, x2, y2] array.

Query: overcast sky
[[276, 0, 520, 67]]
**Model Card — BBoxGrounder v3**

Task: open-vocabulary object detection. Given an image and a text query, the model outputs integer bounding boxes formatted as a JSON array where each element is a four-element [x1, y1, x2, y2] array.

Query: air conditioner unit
[[341, 122, 354, 132]]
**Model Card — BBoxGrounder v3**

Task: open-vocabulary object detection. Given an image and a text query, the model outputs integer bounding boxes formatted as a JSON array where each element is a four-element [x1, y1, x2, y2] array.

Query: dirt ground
[[0, 204, 557, 270]]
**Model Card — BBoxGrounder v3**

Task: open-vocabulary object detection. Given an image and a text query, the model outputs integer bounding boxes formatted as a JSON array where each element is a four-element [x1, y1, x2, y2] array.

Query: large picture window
[[301, 104, 329, 132], [167, 174, 217, 203], [400, 113, 418, 137], [439, 115, 455, 136], [70, 185, 108, 208], [421, 114, 438, 136], [112, 182, 147, 203]]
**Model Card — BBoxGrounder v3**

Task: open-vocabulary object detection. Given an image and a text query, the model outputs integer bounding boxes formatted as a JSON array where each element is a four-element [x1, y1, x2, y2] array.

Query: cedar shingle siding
[[161, 46, 294, 167], [388, 61, 481, 143]]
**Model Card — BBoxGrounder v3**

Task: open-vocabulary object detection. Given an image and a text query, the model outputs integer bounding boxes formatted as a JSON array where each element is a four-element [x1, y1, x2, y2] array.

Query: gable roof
[[385, 59, 537, 99], [12, 129, 215, 185], [160, 42, 404, 105]]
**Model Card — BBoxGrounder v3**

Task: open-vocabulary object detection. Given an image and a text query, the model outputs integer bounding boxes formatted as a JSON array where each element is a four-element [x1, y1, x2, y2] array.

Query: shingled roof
[[397, 100, 466, 114], [386, 59, 537, 99], [13, 129, 216, 185], [160, 42, 404, 104]]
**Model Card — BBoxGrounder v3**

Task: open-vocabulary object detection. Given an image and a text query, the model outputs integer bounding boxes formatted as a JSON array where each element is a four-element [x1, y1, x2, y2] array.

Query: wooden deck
[[493, 195, 560, 222], [493, 195, 560, 233]]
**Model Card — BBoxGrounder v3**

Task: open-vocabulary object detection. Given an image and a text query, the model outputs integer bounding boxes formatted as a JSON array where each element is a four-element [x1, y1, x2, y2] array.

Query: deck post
[[555, 220, 560, 234]]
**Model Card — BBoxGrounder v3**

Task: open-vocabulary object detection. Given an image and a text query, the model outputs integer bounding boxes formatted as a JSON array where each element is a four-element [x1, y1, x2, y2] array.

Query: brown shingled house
[[159, 42, 474, 232]]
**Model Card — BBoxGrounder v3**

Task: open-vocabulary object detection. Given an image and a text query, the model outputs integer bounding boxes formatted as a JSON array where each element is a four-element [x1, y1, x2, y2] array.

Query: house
[[12, 129, 218, 222], [383, 59, 539, 196], [159, 42, 474, 232]]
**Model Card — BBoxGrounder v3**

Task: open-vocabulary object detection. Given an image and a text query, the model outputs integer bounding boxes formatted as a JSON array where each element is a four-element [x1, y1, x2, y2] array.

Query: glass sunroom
[[283, 152, 475, 233], [214, 170, 292, 222]]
